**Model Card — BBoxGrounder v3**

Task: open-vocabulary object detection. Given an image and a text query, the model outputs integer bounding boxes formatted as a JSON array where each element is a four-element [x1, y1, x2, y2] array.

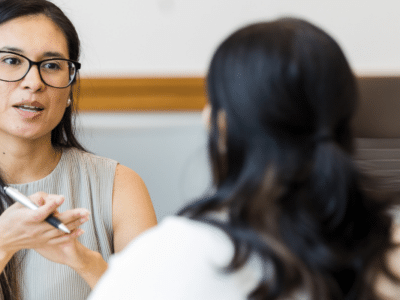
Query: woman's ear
[[202, 104, 211, 131], [217, 109, 227, 154], [215, 109, 228, 183], [202, 104, 228, 150]]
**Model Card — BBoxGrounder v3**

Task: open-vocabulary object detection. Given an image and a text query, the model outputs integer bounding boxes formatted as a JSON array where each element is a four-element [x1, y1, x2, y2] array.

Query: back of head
[[182, 18, 397, 299], [207, 18, 356, 181]]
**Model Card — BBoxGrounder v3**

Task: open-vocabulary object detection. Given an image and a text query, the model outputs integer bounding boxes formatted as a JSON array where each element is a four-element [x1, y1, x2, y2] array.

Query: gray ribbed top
[[6, 148, 117, 300]]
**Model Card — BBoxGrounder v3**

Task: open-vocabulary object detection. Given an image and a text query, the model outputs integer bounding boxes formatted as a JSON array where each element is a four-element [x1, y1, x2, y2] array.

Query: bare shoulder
[[112, 164, 157, 252], [114, 164, 147, 192]]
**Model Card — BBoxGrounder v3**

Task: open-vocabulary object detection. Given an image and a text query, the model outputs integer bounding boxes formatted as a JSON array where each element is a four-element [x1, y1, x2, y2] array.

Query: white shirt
[[88, 216, 263, 300]]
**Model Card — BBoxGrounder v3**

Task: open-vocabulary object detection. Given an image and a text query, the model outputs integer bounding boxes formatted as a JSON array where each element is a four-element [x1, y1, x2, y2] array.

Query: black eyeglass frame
[[0, 51, 81, 89]]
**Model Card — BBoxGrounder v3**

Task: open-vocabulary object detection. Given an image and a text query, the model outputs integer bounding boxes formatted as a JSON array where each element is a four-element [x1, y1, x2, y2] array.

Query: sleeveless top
[[5, 148, 118, 300]]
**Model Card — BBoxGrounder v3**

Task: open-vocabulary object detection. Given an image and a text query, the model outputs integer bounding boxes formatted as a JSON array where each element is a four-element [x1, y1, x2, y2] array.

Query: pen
[[3, 186, 70, 234]]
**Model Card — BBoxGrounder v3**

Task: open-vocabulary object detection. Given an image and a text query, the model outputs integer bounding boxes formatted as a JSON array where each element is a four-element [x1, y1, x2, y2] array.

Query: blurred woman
[[89, 18, 399, 299]]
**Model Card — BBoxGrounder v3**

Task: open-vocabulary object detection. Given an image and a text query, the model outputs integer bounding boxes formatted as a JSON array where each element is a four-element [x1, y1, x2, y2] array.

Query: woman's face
[[0, 14, 71, 142]]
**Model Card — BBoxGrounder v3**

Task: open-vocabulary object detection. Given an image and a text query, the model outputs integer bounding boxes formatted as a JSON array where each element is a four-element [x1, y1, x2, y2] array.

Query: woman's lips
[[13, 100, 45, 109], [13, 106, 44, 119], [12, 100, 45, 119]]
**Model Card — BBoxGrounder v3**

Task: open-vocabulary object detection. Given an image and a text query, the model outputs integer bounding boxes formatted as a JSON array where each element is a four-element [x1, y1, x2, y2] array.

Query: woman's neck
[[0, 134, 62, 184]]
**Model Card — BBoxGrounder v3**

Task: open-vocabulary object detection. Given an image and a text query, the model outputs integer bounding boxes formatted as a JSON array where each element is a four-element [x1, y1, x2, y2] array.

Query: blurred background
[[51, 0, 400, 220]]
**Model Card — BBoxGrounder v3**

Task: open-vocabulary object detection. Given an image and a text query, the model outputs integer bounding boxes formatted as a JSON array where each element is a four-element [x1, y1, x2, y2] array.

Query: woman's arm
[[112, 164, 157, 252]]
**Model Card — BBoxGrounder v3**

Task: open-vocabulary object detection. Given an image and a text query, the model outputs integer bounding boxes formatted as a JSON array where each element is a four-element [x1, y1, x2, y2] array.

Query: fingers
[[30, 194, 65, 223], [6, 192, 64, 224], [59, 208, 90, 234], [39, 208, 90, 240], [56, 208, 90, 224], [27, 193, 90, 230], [66, 214, 89, 231], [29, 192, 52, 206], [17, 191, 90, 233], [45, 228, 85, 245]]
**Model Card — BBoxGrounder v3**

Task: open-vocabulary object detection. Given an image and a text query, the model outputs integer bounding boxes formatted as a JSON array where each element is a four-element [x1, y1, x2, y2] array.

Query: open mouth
[[14, 105, 44, 112]]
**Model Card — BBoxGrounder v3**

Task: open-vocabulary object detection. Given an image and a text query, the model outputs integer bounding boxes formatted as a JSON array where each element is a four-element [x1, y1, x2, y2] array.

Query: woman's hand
[[0, 192, 89, 261], [0, 191, 106, 288], [31, 193, 108, 288], [35, 236, 108, 289], [34, 232, 108, 289], [32, 204, 90, 266]]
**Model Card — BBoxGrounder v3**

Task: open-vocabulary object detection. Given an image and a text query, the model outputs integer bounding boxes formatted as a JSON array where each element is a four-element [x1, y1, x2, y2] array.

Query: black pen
[[3, 186, 70, 234]]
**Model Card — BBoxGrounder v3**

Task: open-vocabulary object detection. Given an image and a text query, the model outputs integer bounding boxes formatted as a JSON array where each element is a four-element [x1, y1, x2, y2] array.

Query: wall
[[52, 0, 400, 76], [76, 112, 211, 220]]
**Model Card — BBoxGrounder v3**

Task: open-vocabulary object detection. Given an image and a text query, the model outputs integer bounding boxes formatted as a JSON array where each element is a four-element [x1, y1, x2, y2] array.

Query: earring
[[66, 99, 71, 107]]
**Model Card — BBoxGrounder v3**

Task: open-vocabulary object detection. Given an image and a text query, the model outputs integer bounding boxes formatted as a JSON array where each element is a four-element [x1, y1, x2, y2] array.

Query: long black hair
[[0, 0, 85, 299], [180, 18, 399, 299]]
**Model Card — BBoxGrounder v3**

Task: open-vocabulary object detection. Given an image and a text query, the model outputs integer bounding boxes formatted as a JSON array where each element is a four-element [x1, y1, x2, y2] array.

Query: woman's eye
[[42, 62, 61, 70], [2, 57, 21, 65]]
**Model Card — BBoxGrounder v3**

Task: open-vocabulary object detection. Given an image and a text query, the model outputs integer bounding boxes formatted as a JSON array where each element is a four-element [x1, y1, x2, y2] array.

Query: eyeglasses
[[0, 51, 81, 89]]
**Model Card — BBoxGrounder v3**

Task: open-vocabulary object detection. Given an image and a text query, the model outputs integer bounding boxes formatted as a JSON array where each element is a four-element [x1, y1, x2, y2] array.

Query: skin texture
[[0, 14, 157, 289]]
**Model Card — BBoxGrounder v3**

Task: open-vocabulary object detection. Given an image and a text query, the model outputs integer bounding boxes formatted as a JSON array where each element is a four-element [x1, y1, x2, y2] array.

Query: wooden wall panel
[[77, 77, 207, 111], [77, 76, 400, 139]]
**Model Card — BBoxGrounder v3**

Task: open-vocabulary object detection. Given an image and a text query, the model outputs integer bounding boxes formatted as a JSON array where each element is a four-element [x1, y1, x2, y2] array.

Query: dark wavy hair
[[180, 18, 400, 299], [0, 0, 85, 299]]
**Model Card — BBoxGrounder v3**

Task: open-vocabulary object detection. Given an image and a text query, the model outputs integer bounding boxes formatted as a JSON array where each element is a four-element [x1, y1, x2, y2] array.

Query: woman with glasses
[[0, 1, 157, 300], [89, 18, 400, 300]]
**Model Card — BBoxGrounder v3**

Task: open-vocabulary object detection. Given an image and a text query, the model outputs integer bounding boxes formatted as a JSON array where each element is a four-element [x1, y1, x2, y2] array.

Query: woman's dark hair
[[180, 18, 399, 299], [0, 0, 85, 299]]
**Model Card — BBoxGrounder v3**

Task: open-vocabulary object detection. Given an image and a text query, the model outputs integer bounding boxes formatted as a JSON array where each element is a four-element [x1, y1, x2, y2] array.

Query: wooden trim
[[76, 77, 207, 111], [77, 76, 400, 139]]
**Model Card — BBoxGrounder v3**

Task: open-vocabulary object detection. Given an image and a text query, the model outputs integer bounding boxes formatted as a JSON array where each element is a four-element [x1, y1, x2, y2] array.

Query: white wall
[[51, 0, 400, 77], [76, 112, 211, 221]]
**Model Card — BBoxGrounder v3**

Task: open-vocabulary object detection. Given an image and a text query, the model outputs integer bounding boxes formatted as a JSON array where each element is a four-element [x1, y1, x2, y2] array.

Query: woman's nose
[[21, 65, 46, 91]]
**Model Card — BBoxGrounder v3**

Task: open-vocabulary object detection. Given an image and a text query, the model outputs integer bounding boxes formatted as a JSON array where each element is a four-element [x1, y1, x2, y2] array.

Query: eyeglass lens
[[0, 52, 77, 88]]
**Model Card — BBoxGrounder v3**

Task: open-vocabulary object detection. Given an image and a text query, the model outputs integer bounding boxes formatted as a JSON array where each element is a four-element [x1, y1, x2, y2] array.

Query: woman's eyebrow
[[0, 47, 67, 59], [42, 51, 67, 59], [0, 46, 23, 53]]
